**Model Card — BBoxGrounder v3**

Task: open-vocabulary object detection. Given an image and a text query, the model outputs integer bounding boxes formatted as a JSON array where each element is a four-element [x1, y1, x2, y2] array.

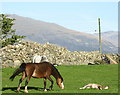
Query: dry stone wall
[[0, 41, 118, 68]]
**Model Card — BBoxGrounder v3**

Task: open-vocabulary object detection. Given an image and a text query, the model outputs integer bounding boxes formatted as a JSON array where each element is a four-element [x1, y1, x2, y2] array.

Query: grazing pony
[[10, 62, 64, 93]]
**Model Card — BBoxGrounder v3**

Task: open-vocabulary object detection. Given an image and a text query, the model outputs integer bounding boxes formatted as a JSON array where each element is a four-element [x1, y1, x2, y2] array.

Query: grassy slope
[[2, 64, 118, 93]]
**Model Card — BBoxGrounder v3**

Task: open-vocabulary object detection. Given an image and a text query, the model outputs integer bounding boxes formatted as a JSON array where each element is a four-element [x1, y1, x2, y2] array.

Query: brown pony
[[9, 62, 64, 93]]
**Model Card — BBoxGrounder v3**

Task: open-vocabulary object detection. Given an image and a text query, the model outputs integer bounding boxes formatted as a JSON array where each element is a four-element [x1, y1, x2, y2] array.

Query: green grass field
[[2, 64, 118, 93]]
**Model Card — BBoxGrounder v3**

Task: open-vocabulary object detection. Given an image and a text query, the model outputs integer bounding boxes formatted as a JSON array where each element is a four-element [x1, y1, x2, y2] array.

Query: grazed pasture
[[2, 64, 118, 93]]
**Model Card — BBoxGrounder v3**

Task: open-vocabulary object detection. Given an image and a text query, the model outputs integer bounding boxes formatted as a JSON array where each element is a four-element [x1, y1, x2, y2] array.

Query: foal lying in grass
[[80, 83, 108, 90]]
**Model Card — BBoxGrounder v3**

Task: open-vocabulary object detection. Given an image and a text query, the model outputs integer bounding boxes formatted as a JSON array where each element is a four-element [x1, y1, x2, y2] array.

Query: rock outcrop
[[0, 41, 118, 68]]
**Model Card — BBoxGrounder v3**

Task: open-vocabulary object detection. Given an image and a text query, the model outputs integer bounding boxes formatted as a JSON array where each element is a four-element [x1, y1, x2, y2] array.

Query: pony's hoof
[[24, 90, 29, 93], [16, 90, 19, 93], [44, 89, 47, 91], [16, 89, 20, 92], [48, 88, 52, 91]]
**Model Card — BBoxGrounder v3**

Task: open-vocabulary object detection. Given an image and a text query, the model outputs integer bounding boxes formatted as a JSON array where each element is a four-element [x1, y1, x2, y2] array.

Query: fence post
[[98, 18, 102, 53]]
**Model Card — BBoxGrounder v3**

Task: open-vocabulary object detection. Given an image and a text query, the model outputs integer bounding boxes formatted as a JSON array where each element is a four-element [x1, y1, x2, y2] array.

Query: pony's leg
[[47, 76, 54, 90], [43, 78, 47, 91], [97, 86, 102, 90], [24, 77, 31, 93], [17, 72, 26, 92]]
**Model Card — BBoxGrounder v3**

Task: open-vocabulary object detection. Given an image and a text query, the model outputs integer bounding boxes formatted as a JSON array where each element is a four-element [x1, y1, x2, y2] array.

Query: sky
[[1, 2, 118, 34]]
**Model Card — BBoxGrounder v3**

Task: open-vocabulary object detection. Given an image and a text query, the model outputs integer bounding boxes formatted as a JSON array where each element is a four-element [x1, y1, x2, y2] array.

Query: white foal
[[33, 55, 48, 63], [80, 83, 108, 90]]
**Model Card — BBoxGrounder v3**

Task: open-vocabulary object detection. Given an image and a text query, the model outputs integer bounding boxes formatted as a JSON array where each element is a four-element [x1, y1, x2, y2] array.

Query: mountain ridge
[[9, 14, 118, 53]]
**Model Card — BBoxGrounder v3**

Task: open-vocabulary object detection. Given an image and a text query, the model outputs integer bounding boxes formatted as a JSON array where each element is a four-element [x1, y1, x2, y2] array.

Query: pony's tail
[[9, 63, 26, 81]]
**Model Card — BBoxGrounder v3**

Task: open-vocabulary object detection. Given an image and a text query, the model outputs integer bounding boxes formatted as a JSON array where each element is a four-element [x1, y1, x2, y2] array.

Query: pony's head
[[104, 86, 109, 89], [57, 78, 64, 89]]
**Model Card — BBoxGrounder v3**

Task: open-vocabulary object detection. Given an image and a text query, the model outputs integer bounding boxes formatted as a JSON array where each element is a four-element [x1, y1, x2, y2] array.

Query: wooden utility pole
[[98, 18, 102, 53]]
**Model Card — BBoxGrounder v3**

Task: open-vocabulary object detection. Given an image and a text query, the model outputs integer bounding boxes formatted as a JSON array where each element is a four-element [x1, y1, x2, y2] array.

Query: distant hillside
[[101, 31, 118, 47], [10, 14, 117, 53]]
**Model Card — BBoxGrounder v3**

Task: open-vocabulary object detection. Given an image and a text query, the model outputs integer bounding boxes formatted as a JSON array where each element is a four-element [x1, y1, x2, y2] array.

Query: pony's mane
[[50, 63, 63, 81]]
